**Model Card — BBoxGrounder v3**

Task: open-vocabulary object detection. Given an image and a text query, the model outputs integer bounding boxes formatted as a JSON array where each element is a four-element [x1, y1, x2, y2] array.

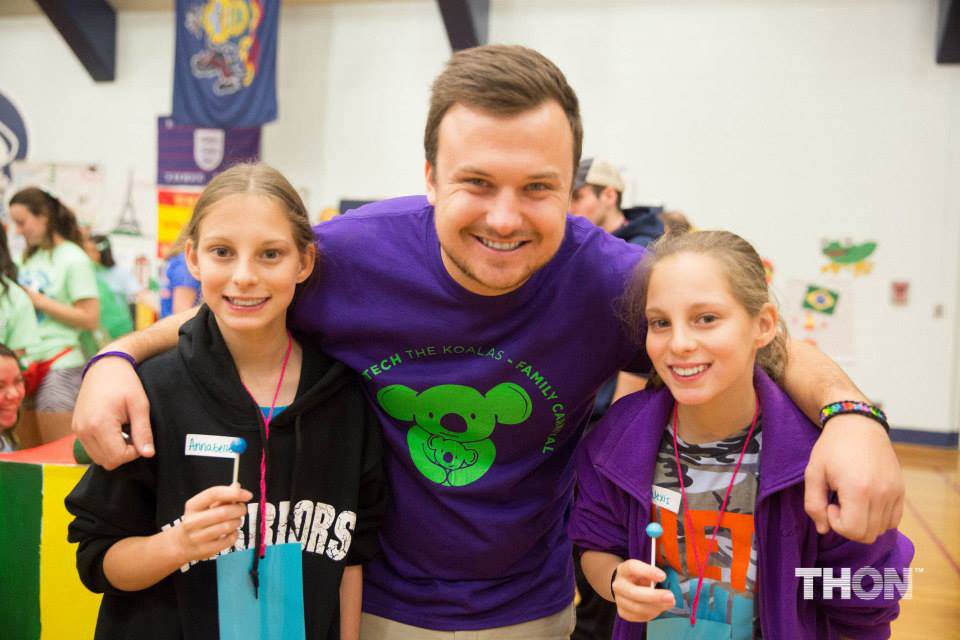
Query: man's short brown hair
[[424, 44, 582, 180]]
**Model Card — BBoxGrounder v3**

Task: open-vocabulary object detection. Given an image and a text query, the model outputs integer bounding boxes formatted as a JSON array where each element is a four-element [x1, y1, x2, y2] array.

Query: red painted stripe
[[904, 498, 960, 577]]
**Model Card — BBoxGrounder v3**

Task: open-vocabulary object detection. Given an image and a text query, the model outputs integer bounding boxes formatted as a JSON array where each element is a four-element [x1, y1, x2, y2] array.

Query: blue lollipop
[[230, 438, 247, 485], [645, 522, 664, 586]]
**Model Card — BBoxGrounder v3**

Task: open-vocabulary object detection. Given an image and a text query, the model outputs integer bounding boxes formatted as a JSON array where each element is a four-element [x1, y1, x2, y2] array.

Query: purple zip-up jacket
[[569, 368, 913, 639]]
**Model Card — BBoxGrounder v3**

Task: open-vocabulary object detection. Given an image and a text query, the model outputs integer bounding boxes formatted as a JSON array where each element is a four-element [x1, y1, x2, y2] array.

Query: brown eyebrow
[[455, 166, 493, 177], [645, 301, 728, 315], [455, 167, 562, 182], [527, 171, 562, 181]]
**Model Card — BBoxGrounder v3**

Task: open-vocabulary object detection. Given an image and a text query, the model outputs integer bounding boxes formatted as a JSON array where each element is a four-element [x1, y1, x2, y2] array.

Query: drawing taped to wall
[[821, 239, 877, 276], [785, 279, 855, 364], [113, 169, 143, 235], [10, 162, 105, 229], [761, 257, 774, 284], [891, 281, 909, 307], [803, 285, 839, 315]]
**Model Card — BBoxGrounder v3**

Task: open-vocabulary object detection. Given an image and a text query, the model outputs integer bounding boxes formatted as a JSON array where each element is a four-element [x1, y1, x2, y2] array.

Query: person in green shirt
[[0, 222, 39, 359], [79, 234, 135, 357], [8, 187, 99, 444]]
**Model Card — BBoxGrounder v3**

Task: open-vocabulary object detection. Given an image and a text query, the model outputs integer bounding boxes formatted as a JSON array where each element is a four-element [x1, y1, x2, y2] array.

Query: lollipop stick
[[645, 521, 664, 588], [650, 539, 657, 586], [229, 438, 247, 487]]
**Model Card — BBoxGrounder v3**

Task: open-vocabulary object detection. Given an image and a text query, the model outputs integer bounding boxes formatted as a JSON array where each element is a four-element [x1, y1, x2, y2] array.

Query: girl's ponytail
[[46, 192, 84, 249]]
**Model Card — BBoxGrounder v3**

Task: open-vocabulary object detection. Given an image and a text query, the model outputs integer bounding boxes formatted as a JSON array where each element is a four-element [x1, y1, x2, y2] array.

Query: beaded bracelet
[[819, 400, 889, 432], [81, 351, 137, 380]]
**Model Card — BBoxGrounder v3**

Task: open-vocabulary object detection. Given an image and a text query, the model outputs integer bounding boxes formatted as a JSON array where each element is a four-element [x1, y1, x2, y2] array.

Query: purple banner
[[157, 116, 261, 186]]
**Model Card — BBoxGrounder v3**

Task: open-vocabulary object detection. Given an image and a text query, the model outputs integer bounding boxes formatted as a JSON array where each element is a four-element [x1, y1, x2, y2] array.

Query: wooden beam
[[35, 0, 116, 81], [436, 0, 488, 51]]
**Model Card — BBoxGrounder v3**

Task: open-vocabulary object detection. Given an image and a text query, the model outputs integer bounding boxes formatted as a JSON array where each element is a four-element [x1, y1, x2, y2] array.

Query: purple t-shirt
[[289, 195, 647, 629]]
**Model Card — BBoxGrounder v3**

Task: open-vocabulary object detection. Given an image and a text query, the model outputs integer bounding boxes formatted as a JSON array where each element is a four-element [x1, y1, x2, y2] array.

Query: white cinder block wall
[[0, 0, 957, 440]]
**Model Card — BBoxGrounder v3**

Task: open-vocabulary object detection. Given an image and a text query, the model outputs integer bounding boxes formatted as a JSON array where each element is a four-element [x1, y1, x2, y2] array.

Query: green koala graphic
[[376, 383, 533, 487]]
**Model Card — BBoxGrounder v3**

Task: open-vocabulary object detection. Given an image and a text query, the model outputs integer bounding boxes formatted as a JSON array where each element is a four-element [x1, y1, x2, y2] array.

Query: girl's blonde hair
[[623, 229, 789, 384], [183, 163, 314, 257]]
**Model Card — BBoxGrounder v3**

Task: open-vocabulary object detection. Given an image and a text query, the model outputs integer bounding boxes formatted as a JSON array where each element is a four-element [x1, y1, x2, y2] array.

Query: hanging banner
[[172, 0, 278, 128], [0, 91, 29, 216], [157, 117, 261, 187], [157, 188, 202, 258]]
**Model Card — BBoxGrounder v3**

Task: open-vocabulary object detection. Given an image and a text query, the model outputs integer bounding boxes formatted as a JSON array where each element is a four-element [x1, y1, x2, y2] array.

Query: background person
[[0, 342, 26, 452], [659, 210, 692, 236], [0, 221, 39, 358], [73, 45, 904, 638], [569, 158, 664, 245], [9, 187, 99, 444], [85, 234, 142, 316], [568, 156, 666, 640], [79, 234, 135, 356], [158, 232, 202, 319]]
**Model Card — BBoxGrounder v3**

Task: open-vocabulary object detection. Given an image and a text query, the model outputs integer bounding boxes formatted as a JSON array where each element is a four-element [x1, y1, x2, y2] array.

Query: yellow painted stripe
[[39, 465, 101, 640]]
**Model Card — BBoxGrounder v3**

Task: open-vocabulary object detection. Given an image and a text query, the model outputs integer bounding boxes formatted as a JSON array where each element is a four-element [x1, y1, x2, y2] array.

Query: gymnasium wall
[[0, 0, 957, 439]]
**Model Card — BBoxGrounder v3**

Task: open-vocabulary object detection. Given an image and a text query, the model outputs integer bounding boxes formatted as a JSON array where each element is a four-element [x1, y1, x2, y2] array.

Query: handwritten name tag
[[651, 485, 682, 514], [185, 434, 240, 459]]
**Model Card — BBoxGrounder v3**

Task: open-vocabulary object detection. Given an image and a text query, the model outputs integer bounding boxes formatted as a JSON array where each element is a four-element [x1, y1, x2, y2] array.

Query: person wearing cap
[[568, 157, 667, 640], [570, 158, 664, 246]]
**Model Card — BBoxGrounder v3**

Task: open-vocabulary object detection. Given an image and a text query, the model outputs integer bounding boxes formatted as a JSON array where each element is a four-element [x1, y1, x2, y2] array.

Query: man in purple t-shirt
[[75, 45, 903, 638]]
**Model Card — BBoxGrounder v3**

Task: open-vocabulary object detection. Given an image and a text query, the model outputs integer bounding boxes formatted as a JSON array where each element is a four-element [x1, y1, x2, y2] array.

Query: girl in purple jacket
[[570, 230, 912, 639]]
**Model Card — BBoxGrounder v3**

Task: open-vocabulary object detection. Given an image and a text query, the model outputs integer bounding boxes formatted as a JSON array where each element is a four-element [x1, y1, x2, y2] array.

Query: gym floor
[[890, 443, 960, 639]]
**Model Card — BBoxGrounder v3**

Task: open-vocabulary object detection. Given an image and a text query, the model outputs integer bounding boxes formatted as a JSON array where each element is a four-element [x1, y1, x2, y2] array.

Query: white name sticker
[[651, 485, 682, 514], [185, 434, 241, 459]]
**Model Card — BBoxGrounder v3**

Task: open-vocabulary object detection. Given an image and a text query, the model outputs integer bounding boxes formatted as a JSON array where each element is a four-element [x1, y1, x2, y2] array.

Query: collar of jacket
[[590, 366, 820, 504]]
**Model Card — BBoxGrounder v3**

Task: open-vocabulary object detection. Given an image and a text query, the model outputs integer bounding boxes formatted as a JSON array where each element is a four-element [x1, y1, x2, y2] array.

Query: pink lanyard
[[241, 332, 293, 559], [670, 399, 759, 626]]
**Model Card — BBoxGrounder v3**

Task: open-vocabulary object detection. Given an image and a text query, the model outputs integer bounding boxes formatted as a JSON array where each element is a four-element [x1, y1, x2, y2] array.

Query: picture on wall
[[10, 161, 105, 230], [820, 239, 877, 276], [785, 279, 855, 365]]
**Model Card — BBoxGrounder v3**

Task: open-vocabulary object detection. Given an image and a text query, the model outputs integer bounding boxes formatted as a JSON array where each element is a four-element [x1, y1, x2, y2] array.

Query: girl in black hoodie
[[66, 164, 385, 640]]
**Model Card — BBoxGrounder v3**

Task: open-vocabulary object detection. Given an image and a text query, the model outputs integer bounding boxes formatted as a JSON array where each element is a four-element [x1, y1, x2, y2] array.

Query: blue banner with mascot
[[172, 0, 278, 127]]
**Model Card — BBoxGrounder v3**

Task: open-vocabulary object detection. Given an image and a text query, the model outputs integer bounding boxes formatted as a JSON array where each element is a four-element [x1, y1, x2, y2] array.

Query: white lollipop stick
[[645, 522, 664, 587], [230, 438, 247, 486]]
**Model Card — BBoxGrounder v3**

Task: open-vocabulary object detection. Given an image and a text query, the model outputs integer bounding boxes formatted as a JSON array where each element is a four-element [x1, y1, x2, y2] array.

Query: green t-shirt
[[18, 242, 99, 370], [78, 267, 135, 359], [0, 276, 39, 356]]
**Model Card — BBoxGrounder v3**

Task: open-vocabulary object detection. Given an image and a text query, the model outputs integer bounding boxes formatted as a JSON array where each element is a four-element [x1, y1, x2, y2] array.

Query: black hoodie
[[612, 205, 664, 246], [66, 306, 385, 639]]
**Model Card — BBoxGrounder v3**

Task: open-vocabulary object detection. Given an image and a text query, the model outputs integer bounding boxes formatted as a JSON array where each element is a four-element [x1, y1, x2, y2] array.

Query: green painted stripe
[[0, 461, 42, 640]]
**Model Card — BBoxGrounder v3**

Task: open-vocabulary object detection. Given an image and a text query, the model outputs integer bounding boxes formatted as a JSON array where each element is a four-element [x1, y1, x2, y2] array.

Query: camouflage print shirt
[[651, 419, 763, 639]]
